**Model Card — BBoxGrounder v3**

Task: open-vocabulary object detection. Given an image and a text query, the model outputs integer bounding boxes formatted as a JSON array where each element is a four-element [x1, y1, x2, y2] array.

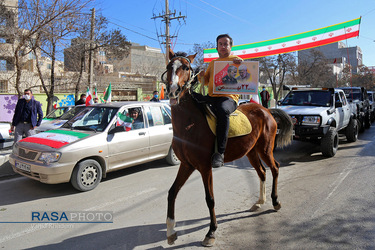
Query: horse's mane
[[172, 51, 188, 58]]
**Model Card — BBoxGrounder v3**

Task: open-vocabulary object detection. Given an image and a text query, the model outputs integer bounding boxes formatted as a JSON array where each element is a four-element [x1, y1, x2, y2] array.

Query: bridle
[[161, 56, 201, 103]]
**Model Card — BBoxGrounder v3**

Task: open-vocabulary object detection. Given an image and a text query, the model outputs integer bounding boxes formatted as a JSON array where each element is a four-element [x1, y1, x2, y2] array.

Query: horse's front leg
[[167, 163, 194, 245], [201, 170, 217, 247]]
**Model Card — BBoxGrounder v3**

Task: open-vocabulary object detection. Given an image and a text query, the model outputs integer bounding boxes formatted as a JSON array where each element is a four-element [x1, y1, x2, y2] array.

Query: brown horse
[[164, 49, 293, 247]]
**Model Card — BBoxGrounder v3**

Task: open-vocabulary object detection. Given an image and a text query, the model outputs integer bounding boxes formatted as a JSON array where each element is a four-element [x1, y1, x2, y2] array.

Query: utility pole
[[88, 8, 95, 89], [152, 0, 185, 65]]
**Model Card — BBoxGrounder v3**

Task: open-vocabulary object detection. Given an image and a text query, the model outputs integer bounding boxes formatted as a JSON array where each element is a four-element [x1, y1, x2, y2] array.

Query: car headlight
[[38, 152, 61, 164], [302, 116, 321, 125]]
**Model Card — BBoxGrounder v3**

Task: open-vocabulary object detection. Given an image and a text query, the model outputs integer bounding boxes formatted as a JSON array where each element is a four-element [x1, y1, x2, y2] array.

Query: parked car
[[338, 86, 371, 132], [42, 105, 76, 124], [0, 122, 13, 148], [10, 102, 179, 191], [367, 91, 375, 123], [36, 105, 86, 133], [278, 87, 358, 157]]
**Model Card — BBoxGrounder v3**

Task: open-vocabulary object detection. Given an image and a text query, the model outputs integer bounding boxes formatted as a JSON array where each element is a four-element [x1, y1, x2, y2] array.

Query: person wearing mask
[[150, 91, 160, 102], [11, 89, 43, 143], [75, 94, 86, 105], [197, 34, 243, 168]]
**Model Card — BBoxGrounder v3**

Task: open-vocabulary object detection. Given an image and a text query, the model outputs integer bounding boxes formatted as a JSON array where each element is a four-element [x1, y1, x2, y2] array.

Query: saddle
[[205, 106, 252, 138]]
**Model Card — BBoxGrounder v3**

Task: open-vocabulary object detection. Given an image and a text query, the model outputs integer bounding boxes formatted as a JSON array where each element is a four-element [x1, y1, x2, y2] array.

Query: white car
[[10, 102, 179, 191], [0, 122, 13, 148]]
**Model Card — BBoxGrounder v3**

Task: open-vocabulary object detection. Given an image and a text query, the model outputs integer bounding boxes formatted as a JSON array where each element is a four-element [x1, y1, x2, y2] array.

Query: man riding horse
[[197, 34, 243, 168]]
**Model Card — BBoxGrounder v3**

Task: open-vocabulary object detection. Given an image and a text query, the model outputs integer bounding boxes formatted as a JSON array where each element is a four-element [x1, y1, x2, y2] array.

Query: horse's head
[[162, 49, 196, 105]]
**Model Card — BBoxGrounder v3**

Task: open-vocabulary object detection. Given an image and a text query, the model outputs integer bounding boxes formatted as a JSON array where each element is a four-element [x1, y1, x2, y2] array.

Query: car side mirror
[[108, 126, 125, 134], [335, 102, 343, 108]]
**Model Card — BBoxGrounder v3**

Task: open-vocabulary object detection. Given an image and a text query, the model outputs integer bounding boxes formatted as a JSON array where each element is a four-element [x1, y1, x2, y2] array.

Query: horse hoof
[[167, 232, 177, 245], [274, 202, 281, 210], [250, 204, 261, 212], [202, 236, 215, 247]]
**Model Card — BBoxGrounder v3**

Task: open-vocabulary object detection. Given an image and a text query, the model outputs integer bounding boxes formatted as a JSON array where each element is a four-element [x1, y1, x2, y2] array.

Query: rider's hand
[[233, 58, 243, 64]]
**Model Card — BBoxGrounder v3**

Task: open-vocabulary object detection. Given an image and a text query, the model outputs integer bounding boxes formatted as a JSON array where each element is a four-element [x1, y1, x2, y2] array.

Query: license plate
[[15, 161, 31, 172]]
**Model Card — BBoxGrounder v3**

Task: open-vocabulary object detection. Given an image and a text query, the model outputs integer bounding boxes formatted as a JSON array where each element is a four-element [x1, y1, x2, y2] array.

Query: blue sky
[[95, 0, 375, 66]]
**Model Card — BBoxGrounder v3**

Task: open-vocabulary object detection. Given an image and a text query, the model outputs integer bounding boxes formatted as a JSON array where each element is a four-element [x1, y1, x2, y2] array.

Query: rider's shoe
[[211, 153, 224, 168]]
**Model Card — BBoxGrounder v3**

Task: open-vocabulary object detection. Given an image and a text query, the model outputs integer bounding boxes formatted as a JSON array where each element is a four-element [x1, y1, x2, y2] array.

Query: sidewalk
[[0, 148, 15, 178]]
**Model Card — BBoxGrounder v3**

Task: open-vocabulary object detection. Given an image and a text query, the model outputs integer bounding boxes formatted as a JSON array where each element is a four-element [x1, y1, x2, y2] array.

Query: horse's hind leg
[[246, 149, 267, 211], [258, 150, 281, 210], [167, 163, 194, 245]]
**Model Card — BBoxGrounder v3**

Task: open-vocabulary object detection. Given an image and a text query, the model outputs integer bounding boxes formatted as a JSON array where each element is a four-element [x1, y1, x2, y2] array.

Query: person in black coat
[[10, 89, 43, 143], [75, 94, 86, 105]]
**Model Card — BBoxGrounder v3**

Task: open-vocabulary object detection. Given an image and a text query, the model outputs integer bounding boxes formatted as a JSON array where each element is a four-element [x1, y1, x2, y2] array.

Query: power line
[[107, 20, 158, 42]]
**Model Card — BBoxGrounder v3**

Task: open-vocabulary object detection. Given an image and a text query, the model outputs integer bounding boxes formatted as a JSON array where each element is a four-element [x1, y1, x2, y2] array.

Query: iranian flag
[[116, 112, 133, 131], [103, 83, 112, 103], [20, 130, 90, 149], [204, 18, 361, 63], [250, 93, 260, 104], [85, 87, 94, 106]]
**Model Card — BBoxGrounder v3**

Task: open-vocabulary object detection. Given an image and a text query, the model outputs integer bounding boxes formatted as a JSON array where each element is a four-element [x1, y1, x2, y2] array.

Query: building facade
[[298, 42, 363, 74]]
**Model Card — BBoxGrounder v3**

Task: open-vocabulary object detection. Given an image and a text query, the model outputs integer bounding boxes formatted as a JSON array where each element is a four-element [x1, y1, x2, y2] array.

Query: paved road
[[0, 126, 374, 249]]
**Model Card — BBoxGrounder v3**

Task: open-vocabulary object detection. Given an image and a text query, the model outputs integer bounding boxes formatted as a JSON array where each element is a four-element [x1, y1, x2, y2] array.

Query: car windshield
[[61, 107, 119, 132], [342, 89, 361, 101], [280, 90, 332, 107], [45, 107, 70, 119], [59, 106, 86, 120]]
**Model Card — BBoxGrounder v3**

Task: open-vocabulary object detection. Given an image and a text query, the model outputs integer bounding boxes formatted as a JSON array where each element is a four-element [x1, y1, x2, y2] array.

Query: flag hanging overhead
[[204, 18, 361, 63]]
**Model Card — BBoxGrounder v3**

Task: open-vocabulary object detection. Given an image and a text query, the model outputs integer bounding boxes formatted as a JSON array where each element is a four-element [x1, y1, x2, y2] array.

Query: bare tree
[[188, 41, 215, 69], [29, 0, 92, 114], [2, 0, 92, 98], [255, 53, 296, 101], [67, 14, 131, 100], [296, 49, 335, 87]]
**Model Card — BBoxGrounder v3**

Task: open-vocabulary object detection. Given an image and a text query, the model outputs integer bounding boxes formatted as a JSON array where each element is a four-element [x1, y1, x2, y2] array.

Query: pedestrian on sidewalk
[[10, 89, 43, 143]]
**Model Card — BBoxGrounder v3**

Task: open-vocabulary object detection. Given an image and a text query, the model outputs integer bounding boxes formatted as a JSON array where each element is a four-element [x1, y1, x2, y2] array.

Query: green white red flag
[[103, 83, 112, 103], [85, 87, 93, 106], [204, 18, 361, 63], [20, 129, 90, 149], [116, 112, 133, 131]]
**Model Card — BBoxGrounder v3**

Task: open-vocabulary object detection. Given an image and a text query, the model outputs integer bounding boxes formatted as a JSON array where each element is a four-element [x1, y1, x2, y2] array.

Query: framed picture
[[213, 61, 259, 95]]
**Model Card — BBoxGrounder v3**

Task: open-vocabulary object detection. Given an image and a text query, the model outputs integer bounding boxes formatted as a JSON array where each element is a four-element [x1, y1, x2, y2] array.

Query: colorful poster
[[213, 61, 259, 95]]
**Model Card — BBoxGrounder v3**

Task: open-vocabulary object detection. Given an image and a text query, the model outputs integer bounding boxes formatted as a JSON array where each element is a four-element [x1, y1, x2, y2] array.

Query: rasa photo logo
[[31, 211, 113, 223]]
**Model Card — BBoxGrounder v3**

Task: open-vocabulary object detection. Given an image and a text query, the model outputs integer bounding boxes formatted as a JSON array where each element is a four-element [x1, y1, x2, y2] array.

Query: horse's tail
[[269, 108, 293, 148]]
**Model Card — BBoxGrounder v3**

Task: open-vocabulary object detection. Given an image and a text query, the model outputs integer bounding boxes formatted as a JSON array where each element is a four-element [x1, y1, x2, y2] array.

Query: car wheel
[[321, 128, 338, 157], [165, 146, 180, 165], [345, 118, 358, 142], [71, 159, 102, 191]]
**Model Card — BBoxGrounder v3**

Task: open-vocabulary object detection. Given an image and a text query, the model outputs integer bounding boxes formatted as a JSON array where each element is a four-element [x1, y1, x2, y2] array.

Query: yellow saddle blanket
[[206, 109, 252, 138]]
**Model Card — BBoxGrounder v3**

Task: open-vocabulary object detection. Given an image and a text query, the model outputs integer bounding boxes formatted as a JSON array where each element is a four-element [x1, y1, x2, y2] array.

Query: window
[[146, 106, 164, 127], [99, 51, 106, 56], [0, 80, 8, 93], [0, 60, 6, 71], [47, 64, 52, 69], [0, 37, 6, 43]]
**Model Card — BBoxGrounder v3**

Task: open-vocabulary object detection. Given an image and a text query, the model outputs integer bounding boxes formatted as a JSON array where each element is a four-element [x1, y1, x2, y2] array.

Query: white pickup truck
[[277, 87, 358, 157]]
